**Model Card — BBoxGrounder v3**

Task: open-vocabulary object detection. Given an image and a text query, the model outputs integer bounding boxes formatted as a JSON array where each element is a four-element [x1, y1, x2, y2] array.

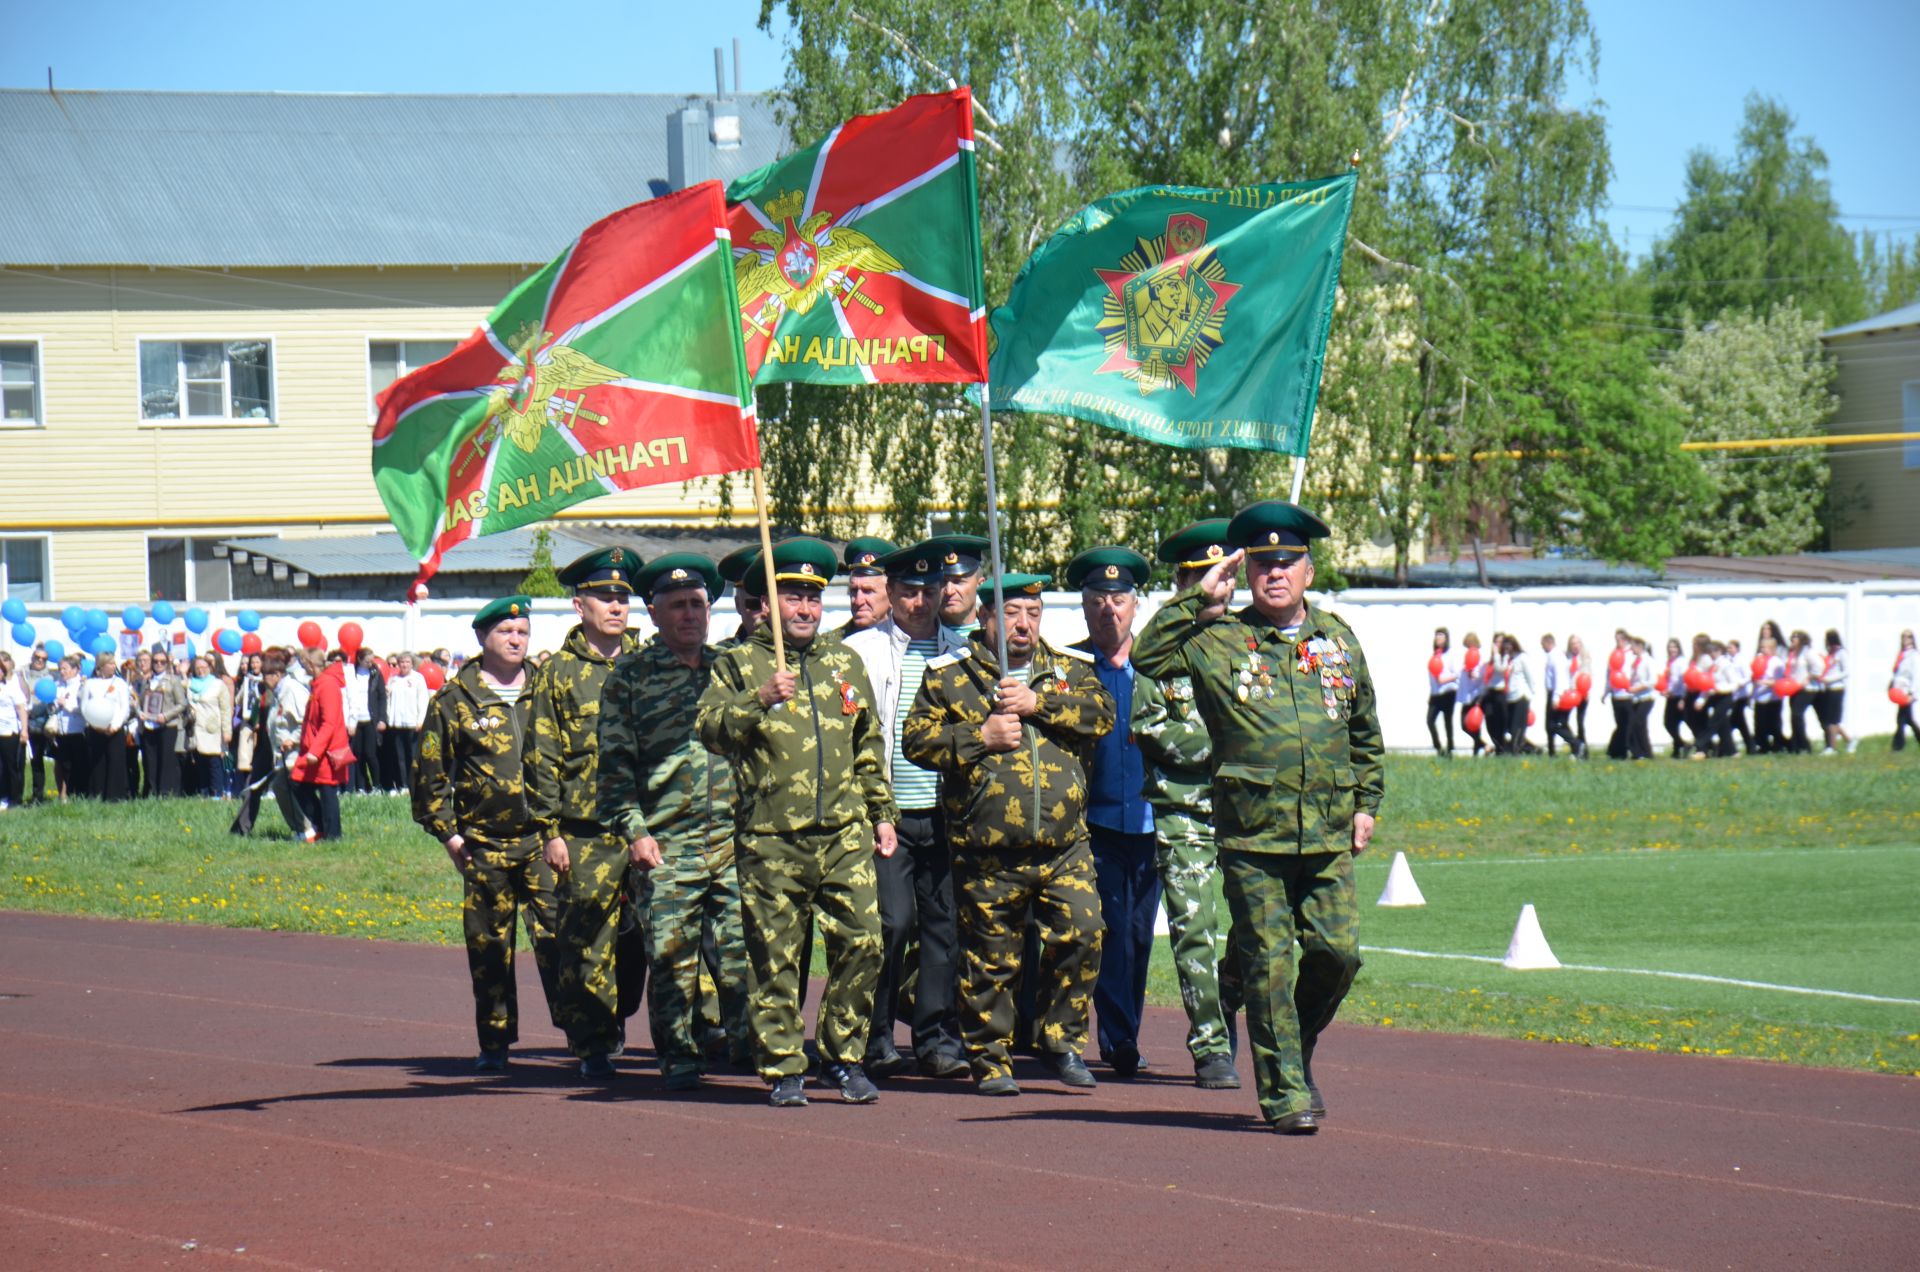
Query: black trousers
[[1574, 700, 1588, 744], [294, 781, 341, 840], [866, 808, 962, 1064], [1426, 691, 1456, 755], [350, 723, 382, 793], [1685, 697, 1711, 753], [1662, 697, 1688, 755], [1754, 701, 1785, 753], [85, 728, 130, 801], [1460, 700, 1487, 754], [1545, 706, 1580, 755], [0, 737, 22, 805], [1608, 698, 1633, 760], [141, 731, 181, 797], [1895, 703, 1918, 750], [1788, 693, 1814, 753], [386, 727, 419, 792], [1707, 694, 1734, 757], [1728, 699, 1753, 753], [1628, 699, 1655, 760], [1483, 696, 1510, 754], [28, 730, 50, 801]]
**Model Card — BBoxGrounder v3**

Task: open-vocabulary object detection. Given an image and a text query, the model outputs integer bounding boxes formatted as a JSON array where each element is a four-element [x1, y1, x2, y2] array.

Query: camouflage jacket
[[1134, 590, 1383, 855], [696, 625, 895, 835], [411, 660, 535, 850], [900, 634, 1115, 854], [1132, 672, 1213, 817], [524, 624, 640, 843], [595, 639, 734, 853]]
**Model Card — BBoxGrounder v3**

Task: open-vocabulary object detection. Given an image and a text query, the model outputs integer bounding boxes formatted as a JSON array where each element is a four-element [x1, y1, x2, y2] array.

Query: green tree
[[1860, 231, 1920, 315], [753, 0, 1644, 577], [518, 526, 568, 598], [1646, 96, 1867, 328], [1650, 305, 1837, 556]]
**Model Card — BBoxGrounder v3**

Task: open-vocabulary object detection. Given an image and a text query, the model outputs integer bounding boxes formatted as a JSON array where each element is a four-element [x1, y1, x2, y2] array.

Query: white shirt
[[1504, 652, 1536, 703], [1665, 655, 1688, 698], [1428, 648, 1461, 695], [1819, 648, 1847, 691], [344, 668, 372, 727], [1711, 654, 1742, 695], [1541, 649, 1566, 697], [1456, 652, 1486, 705], [0, 678, 24, 737], [1895, 648, 1918, 695], [79, 676, 131, 732], [385, 670, 431, 729]]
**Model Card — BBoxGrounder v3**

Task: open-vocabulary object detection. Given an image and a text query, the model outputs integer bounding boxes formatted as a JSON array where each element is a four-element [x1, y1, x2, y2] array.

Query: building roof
[[1664, 548, 1920, 583], [1350, 555, 1665, 589], [220, 524, 786, 580], [0, 89, 784, 268], [1823, 301, 1920, 340]]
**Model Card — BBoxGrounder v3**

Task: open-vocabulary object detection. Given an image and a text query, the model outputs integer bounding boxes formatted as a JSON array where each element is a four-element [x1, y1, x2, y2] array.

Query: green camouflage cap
[[634, 552, 721, 601], [1064, 546, 1152, 593], [473, 594, 533, 632], [557, 545, 641, 593]]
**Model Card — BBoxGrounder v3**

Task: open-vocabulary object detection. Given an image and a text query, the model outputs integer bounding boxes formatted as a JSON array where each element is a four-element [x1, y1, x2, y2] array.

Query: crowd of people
[[1422, 623, 1918, 761], [0, 639, 437, 830]]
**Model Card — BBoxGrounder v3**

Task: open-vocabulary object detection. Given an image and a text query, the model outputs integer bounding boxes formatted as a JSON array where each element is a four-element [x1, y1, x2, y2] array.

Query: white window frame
[[136, 335, 279, 427], [0, 336, 45, 429], [142, 530, 271, 605], [0, 533, 54, 602], [366, 336, 464, 422]]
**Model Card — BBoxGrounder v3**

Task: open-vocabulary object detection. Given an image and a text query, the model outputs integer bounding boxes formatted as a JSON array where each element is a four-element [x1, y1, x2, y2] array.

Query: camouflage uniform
[[596, 639, 747, 1080], [900, 636, 1115, 1080], [1132, 671, 1242, 1064], [1134, 591, 1384, 1123], [411, 660, 561, 1051], [525, 623, 643, 1060], [695, 625, 894, 1080]]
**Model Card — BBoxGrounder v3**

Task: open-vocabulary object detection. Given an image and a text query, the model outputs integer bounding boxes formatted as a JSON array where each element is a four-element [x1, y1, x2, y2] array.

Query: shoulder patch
[[927, 647, 972, 671]]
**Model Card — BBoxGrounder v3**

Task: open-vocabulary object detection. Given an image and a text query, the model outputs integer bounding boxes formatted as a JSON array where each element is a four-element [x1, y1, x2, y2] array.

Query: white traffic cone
[[1502, 903, 1561, 970], [1375, 851, 1427, 907]]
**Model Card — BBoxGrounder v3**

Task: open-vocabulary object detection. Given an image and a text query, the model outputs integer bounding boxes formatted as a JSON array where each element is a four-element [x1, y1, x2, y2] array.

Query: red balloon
[[1427, 654, 1444, 677], [1608, 668, 1630, 691], [297, 620, 325, 650], [1463, 705, 1484, 735], [1555, 691, 1579, 712], [338, 621, 364, 656], [1685, 668, 1713, 694], [1464, 649, 1480, 672], [1750, 654, 1767, 681], [420, 661, 446, 690], [240, 632, 262, 655], [1527, 709, 1537, 727], [1773, 677, 1801, 698], [1608, 648, 1626, 672], [1892, 687, 1914, 708], [1656, 669, 1669, 694], [1574, 671, 1592, 695]]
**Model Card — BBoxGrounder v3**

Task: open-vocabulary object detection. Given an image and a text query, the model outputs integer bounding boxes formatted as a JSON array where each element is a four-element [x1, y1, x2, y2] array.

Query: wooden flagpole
[[750, 465, 786, 672], [977, 385, 1011, 672]]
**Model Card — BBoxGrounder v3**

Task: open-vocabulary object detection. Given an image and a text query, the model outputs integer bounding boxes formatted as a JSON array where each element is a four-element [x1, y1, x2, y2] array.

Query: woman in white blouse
[[79, 653, 133, 801], [382, 652, 432, 792], [1497, 634, 1537, 755], [1893, 629, 1917, 753], [1816, 629, 1853, 754]]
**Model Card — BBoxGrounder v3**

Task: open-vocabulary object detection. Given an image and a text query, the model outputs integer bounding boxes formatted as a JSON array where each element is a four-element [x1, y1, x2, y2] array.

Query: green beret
[[717, 543, 760, 585], [915, 533, 990, 578], [743, 536, 839, 591], [842, 536, 896, 577], [1157, 518, 1233, 569], [557, 545, 642, 593], [473, 594, 533, 632], [1227, 500, 1330, 557], [634, 552, 721, 601], [981, 572, 1049, 599], [1065, 546, 1152, 593]]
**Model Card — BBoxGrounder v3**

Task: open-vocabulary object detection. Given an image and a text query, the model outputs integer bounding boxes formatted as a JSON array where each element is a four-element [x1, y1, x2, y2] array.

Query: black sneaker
[[473, 1047, 508, 1074], [1043, 1050, 1097, 1089], [821, 1061, 879, 1104], [1193, 1054, 1240, 1089], [769, 1075, 808, 1107]]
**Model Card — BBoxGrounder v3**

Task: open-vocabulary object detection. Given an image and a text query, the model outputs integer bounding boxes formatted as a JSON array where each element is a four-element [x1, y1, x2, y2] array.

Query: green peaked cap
[[633, 552, 721, 600], [558, 546, 642, 592], [1065, 546, 1152, 592]]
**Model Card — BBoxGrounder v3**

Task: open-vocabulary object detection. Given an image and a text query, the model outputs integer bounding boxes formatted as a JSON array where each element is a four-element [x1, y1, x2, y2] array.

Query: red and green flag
[[985, 173, 1356, 456], [726, 88, 988, 385], [372, 181, 757, 598]]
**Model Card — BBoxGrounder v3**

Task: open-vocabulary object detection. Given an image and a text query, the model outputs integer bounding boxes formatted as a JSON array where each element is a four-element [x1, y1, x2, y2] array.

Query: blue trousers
[[1090, 825, 1161, 1058]]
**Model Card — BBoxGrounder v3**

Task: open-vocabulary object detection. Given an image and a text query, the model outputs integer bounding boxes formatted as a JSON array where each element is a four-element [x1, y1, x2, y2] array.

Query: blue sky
[[7, 0, 1916, 262]]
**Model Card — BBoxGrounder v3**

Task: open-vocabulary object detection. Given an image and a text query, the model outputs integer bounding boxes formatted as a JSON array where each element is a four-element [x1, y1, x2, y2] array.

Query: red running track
[[1, 911, 1915, 1269]]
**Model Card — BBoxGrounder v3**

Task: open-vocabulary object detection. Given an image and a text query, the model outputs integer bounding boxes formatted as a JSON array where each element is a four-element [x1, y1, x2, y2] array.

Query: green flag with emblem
[[984, 173, 1355, 458]]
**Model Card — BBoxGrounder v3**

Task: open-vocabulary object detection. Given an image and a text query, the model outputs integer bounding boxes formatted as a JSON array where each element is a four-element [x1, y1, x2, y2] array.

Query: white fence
[[10, 581, 1918, 749]]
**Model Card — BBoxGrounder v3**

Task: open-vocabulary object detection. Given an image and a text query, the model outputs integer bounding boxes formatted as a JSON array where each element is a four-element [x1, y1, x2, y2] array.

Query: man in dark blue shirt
[[1068, 546, 1160, 1078]]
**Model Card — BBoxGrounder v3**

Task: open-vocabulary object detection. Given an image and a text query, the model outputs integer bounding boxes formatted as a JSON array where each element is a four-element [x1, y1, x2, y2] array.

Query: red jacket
[[294, 662, 352, 785]]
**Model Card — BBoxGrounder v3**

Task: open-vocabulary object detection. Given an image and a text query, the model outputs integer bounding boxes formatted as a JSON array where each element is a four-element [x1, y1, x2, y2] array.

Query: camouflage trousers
[[460, 837, 562, 1052], [642, 834, 749, 1078], [1153, 808, 1243, 1063], [555, 828, 650, 1060], [1219, 849, 1361, 1123], [954, 840, 1104, 1081], [737, 823, 881, 1080]]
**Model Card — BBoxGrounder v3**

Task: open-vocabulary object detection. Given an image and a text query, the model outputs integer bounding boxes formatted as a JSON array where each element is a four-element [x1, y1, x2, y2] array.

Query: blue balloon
[[44, 638, 65, 661], [184, 606, 209, 634], [216, 629, 241, 655], [237, 609, 261, 632], [122, 605, 147, 629], [151, 600, 177, 626], [79, 655, 95, 675], [89, 634, 115, 656], [34, 676, 57, 704], [0, 598, 25, 624], [62, 605, 85, 631], [10, 621, 34, 646]]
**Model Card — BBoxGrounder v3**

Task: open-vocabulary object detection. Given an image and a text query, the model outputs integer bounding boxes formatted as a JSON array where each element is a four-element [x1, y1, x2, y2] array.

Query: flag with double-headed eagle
[[726, 88, 989, 385], [984, 173, 1356, 456], [371, 181, 757, 599]]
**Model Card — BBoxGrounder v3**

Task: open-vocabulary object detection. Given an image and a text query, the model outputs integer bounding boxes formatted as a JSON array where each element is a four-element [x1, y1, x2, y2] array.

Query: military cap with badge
[[472, 594, 533, 634], [1227, 499, 1331, 558], [1157, 518, 1233, 572], [740, 536, 841, 590], [558, 546, 642, 593], [916, 533, 990, 579], [1064, 546, 1152, 593], [632, 552, 722, 602], [841, 536, 896, 578]]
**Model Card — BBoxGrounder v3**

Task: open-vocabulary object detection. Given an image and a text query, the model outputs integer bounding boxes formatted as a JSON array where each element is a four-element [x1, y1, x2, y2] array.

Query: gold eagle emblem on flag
[[734, 189, 904, 332]]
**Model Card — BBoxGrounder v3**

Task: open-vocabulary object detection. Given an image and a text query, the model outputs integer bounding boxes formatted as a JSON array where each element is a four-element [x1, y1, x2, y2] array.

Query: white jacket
[[385, 670, 431, 730], [843, 617, 969, 771], [1896, 649, 1918, 695], [1503, 652, 1536, 704], [1428, 648, 1460, 695]]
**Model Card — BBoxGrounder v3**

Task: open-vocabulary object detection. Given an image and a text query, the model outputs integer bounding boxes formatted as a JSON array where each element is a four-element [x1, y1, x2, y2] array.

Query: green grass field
[[3, 747, 1916, 1075]]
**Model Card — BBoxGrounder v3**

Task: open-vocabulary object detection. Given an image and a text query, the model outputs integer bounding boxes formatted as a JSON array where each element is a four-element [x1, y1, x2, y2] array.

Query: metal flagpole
[[977, 385, 1011, 672], [750, 465, 786, 672], [1289, 455, 1306, 504]]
